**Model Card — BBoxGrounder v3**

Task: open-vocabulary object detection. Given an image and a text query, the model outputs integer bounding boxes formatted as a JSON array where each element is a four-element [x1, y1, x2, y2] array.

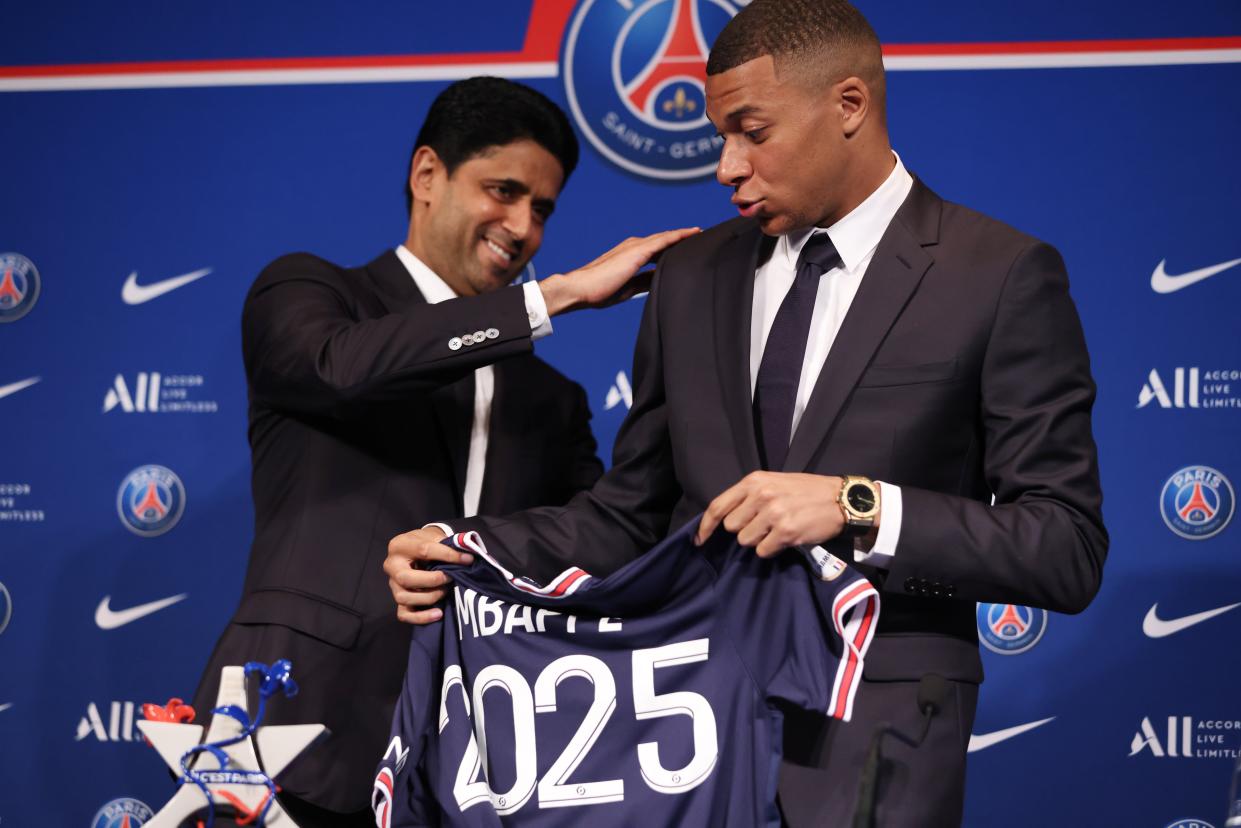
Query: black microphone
[[852, 674, 949, 828]]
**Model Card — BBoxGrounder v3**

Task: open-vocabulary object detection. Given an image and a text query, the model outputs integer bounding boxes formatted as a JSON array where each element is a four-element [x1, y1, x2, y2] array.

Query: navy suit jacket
[[194, 249, 603, 812], [451, 178, 1107, 819]]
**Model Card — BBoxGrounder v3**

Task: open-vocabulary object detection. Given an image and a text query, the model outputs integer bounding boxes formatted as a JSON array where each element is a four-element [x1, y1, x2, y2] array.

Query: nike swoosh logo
[[0, 376, 40, 400], [0, 703, 12, 713], [121, 268, 212, 305], [1142, 602, 1241, 638], [1151, 257, 1241, 294], [968, 717, 1056, 752], [95, 593, 188, 629]]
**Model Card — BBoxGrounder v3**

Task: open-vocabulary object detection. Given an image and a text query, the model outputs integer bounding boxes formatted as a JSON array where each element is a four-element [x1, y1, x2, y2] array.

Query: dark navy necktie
[[753, 232, 842, 470]]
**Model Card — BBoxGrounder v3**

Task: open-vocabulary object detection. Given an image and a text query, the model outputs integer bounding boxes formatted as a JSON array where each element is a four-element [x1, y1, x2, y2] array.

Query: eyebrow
[[488, 177, 530, 194], [725, 104, 763, 121]]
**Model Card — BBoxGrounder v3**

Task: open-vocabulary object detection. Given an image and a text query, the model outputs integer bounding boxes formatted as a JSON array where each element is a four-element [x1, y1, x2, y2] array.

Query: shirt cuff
[[522, 280, 553, 340], [853, 481, 901, 568], [425, 522, 454, 538]]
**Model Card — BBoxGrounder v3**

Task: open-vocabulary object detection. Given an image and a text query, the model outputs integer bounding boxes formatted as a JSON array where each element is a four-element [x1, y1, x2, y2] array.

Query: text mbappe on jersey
[[452, 587, 623, 639]]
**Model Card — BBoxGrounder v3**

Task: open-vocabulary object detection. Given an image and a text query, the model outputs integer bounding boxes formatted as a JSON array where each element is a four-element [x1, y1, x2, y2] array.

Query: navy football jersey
[[373, 517, 879, 827]]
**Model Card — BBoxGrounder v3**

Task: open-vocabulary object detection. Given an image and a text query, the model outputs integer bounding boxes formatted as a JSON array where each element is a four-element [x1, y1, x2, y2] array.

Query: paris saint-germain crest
[[0, 252, 41, 323], [977, 603, 1048, 655], [1159, 465, 1234, 541], [117, 464, 187, 537], [563, 0, 742, 180], [91, 797, 154, 828]]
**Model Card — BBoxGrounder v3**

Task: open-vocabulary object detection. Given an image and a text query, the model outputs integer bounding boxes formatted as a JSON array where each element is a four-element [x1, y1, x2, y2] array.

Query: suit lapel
[[713, 222, 771, 475], [783, 179, 941, 472], [430, 374, 474, 512], [365, 248, 420, 313], [366, 249, 472, 509]]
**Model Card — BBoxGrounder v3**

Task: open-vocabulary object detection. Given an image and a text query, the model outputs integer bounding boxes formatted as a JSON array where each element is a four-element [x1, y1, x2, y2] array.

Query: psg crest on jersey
[[0, 252, 41, 323], [91, 797, 154, 828], [1159, 465, 1234, 541], [116, 464, 187, 537], [977, 603, 1048, 655], [562, 0, 740, 180]]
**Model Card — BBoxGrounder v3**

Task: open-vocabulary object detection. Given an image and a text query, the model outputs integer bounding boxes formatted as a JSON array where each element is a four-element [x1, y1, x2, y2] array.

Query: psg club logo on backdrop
[[1164, 820, 1216, 828], [0, 580, 11, 636], [563, 0, 741, 180], [0, 252, 41, 323], [91, 797, 153, 828], [976, 603, 1048, 655], [1159, 465, 1235, 540], [116, 464, 186, 537]]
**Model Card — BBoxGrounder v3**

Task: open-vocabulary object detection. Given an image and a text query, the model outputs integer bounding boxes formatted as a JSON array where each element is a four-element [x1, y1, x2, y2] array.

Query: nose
[[503, 202, 533, 244], [715, 137, 750, 187]]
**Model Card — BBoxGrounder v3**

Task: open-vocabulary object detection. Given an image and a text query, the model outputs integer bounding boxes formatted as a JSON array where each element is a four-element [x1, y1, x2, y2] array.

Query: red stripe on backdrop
[[0, 29, 1236, 79], [0, 0, 579, 79], [883, 35, 1241, 56]]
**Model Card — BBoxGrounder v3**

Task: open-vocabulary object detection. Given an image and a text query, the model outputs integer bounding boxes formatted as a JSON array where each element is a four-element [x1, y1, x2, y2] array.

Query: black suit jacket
[[454, 178, 1107, 811], [194, 249, 603, 813]]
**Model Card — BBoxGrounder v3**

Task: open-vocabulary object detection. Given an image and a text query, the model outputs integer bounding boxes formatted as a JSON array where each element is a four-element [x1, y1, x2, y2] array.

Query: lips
[[732, 196, 764, 218]]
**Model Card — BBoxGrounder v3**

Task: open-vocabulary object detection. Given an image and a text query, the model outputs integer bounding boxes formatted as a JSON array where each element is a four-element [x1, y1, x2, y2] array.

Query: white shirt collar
[[782, 151, 914, 272], [395, 244, 458, 304]]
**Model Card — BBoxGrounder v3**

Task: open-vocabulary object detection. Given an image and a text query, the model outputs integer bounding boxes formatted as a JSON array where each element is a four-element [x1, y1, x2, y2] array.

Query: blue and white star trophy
[[137, 660, 327, 827]]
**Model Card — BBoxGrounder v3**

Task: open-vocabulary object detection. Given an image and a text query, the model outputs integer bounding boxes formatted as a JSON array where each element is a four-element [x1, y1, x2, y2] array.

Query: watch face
[[846, 483, 876, 513]]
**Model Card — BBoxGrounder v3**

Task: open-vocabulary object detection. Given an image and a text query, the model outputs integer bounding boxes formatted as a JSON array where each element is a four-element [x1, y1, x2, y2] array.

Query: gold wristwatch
[[837, 475, 880, 536]]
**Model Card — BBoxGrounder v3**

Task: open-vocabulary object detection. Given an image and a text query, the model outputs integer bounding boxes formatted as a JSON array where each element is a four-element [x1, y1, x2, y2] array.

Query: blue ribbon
[[176, 660, 299, 828]]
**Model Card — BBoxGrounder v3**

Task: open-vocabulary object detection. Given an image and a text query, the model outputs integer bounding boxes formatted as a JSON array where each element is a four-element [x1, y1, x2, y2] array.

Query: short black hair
[[706, 0, 885, 111], [405, 77, 580, 214]]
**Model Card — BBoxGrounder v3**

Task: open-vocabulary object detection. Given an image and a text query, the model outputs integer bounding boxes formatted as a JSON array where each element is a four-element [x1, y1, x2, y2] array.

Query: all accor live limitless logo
[[1131, 716, 1241, 760], [103, 372, 218, 414], [1139, 367, 1241, 409]]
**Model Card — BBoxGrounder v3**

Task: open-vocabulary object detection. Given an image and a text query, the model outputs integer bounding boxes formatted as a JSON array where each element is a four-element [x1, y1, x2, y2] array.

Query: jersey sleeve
[[731, 544, 880, 722], [373, 638, 439, 828]]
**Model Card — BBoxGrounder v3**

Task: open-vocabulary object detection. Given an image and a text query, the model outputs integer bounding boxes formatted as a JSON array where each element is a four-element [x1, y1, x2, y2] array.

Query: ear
[[835, 76, 871, 138], [409, 146, 443, 207]]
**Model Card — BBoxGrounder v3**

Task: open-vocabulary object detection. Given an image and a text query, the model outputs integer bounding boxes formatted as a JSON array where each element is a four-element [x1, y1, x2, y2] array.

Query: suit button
[[930, 582, 944, 598], [945, 585, 956, 598], [904, 577, 919, 594], [448, 337, 462, 351], [473, 330, 486, 342], [486, 328, 499, 339], [463, 333, 476, 345]]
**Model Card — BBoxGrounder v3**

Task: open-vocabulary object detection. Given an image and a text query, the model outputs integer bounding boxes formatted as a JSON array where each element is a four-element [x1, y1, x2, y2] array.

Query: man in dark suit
[[387, 4, 1108, 825], [194, 77, 695, 827]]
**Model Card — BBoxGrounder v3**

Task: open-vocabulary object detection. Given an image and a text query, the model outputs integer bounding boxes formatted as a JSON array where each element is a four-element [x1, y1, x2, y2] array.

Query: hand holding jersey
[[386, 525, 456, 624], [693, 471, 879, 556]]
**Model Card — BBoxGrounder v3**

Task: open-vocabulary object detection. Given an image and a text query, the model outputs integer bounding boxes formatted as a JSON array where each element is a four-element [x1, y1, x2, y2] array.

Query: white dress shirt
[[395, 245, 551, 516], [749, 153, 913, 566]]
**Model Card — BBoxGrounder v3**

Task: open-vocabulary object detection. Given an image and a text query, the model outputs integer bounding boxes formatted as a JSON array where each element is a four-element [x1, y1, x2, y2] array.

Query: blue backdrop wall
[[2, 2, 1239, 825]]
